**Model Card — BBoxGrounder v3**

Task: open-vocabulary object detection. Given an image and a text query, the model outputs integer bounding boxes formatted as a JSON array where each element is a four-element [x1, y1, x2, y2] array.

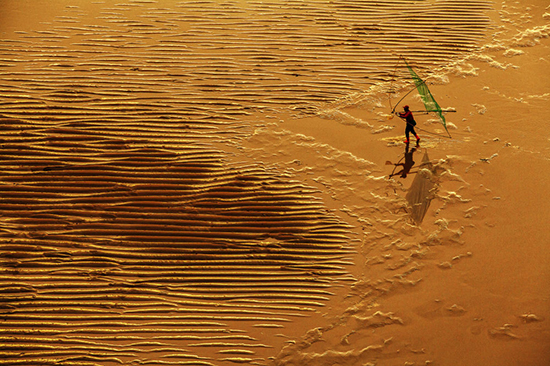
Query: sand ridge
[[0, 0, 549, 365]]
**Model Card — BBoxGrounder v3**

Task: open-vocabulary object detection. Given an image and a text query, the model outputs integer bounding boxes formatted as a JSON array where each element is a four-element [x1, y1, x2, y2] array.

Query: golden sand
[[0, 1, 548, 365]]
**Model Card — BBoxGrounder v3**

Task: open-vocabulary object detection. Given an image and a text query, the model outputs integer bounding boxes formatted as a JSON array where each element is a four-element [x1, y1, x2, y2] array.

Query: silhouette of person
[[397, 105, 420, 144], [390, 144, 417, 178]]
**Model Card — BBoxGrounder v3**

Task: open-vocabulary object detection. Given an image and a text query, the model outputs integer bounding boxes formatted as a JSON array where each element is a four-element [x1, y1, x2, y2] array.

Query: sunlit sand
[[0, 1, 548, 365]]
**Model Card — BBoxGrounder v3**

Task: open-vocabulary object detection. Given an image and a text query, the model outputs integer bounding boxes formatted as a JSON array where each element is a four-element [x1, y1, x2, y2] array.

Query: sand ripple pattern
[[0, 114, 355, 365], [0, 1, 492, 365]]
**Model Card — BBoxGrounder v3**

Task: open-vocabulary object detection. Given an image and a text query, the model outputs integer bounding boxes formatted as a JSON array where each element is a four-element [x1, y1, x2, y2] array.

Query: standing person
[[397, 105, 420, 144]]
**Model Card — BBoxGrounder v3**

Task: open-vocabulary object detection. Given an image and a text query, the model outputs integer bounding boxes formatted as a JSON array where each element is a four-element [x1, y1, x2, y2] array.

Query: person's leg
[[405, 125, 411, 142], [412, 126, 420, 140]]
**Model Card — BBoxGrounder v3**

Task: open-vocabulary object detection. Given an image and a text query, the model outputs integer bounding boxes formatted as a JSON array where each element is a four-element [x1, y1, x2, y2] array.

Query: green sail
[[405, 61, 448, 133]]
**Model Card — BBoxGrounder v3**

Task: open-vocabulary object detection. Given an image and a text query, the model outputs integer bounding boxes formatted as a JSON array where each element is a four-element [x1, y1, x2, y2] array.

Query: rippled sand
[[0, 1, 549, 365]]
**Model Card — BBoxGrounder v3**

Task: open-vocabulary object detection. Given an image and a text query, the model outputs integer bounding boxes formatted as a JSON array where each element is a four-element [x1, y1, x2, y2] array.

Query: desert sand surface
[[0, 0, 549, 365]]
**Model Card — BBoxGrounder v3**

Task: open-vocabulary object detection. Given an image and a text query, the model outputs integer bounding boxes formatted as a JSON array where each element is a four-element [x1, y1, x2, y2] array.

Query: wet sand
[[0, 1, 549, 365]]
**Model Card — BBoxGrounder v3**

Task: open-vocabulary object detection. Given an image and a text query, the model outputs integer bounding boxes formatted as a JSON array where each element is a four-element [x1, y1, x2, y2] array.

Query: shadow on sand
[[388, 144, 438, 225], [405, 150, 437, 224]]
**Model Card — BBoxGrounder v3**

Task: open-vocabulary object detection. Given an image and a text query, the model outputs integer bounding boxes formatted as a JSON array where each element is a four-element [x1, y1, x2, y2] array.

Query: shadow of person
[[388, 143, 418, 179]]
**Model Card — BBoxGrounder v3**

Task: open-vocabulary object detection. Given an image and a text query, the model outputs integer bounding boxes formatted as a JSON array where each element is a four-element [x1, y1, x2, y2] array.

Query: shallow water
[[0, 1, 549, 365]]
